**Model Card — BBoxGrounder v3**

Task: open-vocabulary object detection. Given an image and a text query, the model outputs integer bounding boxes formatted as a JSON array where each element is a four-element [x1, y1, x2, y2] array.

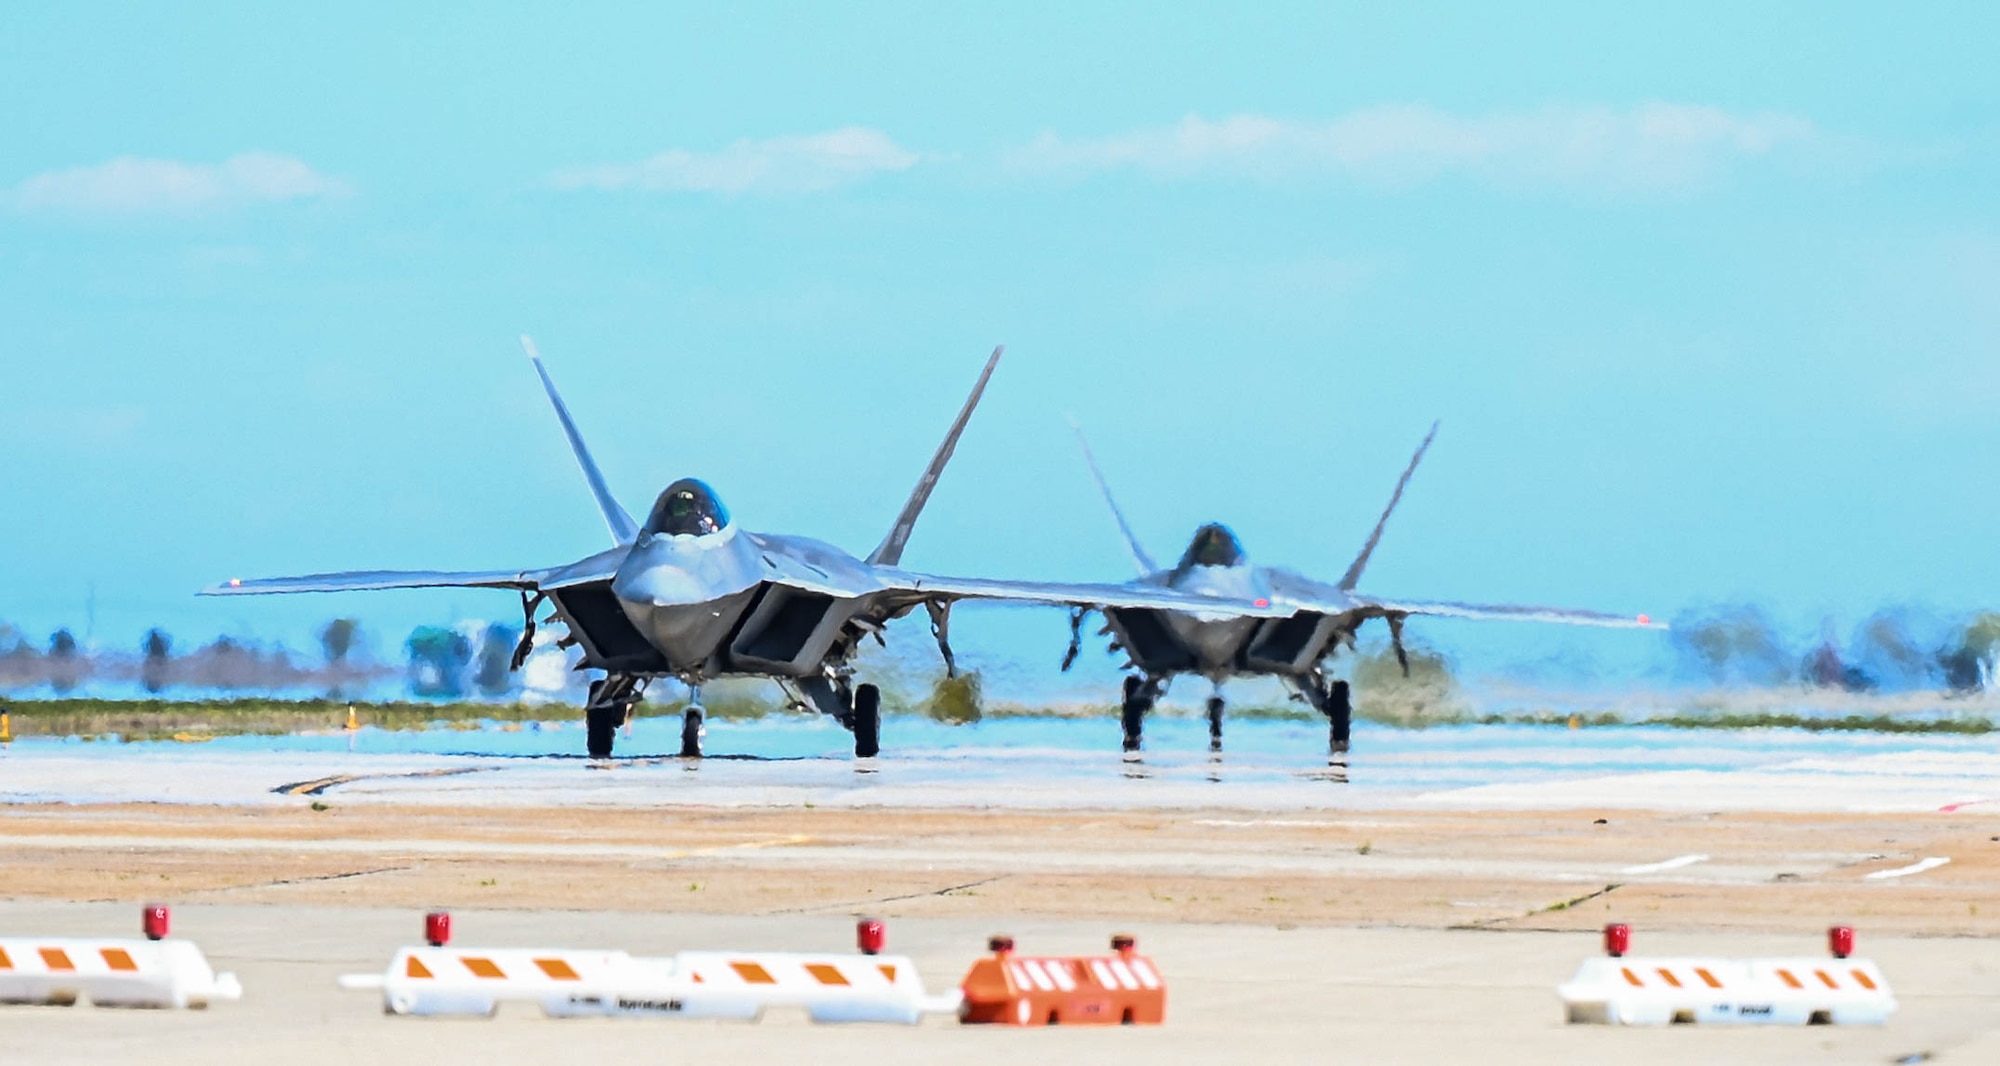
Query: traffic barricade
[[1559, 924, 1896, 1025], [338, 912, 961, 1023], [958, 934, 1166, 1026], [0, 905, 242, 1009]]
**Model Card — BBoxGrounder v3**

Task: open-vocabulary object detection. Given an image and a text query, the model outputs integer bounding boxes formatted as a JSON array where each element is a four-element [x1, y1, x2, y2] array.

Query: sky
[[3, 3, 1997, 688]]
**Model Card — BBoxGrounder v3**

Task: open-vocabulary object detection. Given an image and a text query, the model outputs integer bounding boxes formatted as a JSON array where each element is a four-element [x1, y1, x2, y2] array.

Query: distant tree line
[[1672, 605, 2000, 694]]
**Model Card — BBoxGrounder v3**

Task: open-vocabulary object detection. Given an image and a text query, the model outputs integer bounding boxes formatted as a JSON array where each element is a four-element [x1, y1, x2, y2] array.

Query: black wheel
[[853, 683, 880, 758], [1327, 679, 1352, 754], [1120, 676, 1147, 752], [1206, 696, 1225, 751], [679, 707, 703, 758], [586, 705, 622, 759]]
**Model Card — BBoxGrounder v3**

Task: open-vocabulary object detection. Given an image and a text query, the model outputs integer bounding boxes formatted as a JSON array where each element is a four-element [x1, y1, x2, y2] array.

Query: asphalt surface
[[1, 901, 1993, 1066]]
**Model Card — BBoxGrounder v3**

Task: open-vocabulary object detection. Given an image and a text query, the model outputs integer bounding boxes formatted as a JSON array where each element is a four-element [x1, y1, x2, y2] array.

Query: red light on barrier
[[988, 934, 1015, 956], [1829, 925, 1855, 959], [143, 904, 170, 941], [1111, 933, 1136, 956], [1603, 923, 1631, 958], [424, 910, 451, 947], [857, 918, 885, 956]]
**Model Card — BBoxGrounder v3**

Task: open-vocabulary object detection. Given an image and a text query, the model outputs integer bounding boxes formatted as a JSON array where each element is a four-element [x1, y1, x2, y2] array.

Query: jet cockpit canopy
[[644, 478, 731, 537], [1178, 523, 1245, 570]]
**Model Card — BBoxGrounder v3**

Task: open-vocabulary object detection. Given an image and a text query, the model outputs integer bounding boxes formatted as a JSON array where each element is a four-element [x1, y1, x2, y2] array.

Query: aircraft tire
[[1120, 676, 1147, 752], [1206, 696, 1225, 752], [853, 683, 881, 758], [1327, 680, 1352, 751], [585, 705, 621, 759], [680, 707, 703, 758], [1120, 700, 1145, 752]]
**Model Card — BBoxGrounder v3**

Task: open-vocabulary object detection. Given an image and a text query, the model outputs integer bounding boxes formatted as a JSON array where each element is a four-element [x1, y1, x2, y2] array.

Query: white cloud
[[552, 127, 920, 194], [1008, 104, 1815, 192], [9, 152, 350, 214]]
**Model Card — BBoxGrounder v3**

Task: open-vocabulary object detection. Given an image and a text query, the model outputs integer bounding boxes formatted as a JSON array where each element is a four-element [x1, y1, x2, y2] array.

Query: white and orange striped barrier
[[958, 934, 1165, 1026], [1559, 924, 1896, 1026], [0, 907, 241, 1010], [339, 914, 959, 1023]]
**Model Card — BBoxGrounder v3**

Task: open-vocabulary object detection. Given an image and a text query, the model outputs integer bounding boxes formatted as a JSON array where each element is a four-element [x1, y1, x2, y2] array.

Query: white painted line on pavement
[[1620, 854, 1709, 875], [1864, 856, 1951, 880]]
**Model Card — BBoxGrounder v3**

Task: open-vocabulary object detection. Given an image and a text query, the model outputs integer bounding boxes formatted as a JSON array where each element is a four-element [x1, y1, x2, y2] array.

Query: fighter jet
[[203, 340, 1280, 759], [1059, 420, 1660, 761]]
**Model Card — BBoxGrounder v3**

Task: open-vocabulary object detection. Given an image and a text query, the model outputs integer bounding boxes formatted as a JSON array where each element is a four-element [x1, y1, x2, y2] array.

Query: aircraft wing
[[884, 572, 1291, 616], [1345, 593, 1660, 629], [200, 547, 628, 596]]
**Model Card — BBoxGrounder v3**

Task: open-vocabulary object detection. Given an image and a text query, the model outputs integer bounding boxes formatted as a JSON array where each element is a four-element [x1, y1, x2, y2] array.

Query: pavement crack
[[1449, 883, 1624, 930], [205, 865, 415, 894], [1540, 883, 1623, 913], [764, 874, 1010, 915]]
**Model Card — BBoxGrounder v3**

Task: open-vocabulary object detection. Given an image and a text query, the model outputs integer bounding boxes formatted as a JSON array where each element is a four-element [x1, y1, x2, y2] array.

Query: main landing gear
[[796, 676, 883, 758], [852, 683, 881, 759], [1303, 678, 1352, 765], [584, 675, 644, 760], [1119, 675, 1154, 753]]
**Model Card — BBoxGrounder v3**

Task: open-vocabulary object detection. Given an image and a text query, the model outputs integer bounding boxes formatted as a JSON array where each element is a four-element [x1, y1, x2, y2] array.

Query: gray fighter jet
[[1060, 420, 1659, 761], [203, 340, 1280, 759]]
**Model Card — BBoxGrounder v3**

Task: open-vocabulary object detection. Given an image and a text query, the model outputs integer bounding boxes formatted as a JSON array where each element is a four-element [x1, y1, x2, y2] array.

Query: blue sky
[[3, 2, 1997, 683]]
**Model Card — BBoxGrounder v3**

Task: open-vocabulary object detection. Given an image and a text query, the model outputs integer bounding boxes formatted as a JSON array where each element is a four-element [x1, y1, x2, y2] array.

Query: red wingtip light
[[1603, 922, 1631, 958], [857, 917, 885, 956], [1637, 614, 1651, 626], [142, 904, 170, 941], [424, 910, 451, 947], [228, 579, 242, 588], [1253, 598, 1269, 608]]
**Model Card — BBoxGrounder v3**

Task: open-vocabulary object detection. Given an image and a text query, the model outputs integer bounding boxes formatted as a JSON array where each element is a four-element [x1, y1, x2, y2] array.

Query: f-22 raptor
[[203, 340, 1277, 759], [1062, 421, 1660, 762]]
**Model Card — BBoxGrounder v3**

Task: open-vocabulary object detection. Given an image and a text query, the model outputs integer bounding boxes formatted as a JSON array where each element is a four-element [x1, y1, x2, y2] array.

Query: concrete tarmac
[[4, 722, 1997, 1062], [0, 901, 1992, 1066]]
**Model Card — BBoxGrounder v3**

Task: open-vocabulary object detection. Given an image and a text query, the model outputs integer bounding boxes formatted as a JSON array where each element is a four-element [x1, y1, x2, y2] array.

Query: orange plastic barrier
[[959, 934, 1165, 1026]]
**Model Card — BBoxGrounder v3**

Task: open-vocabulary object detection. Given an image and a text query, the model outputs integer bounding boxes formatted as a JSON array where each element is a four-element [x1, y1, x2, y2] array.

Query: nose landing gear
[[680, 684, 705, 759]]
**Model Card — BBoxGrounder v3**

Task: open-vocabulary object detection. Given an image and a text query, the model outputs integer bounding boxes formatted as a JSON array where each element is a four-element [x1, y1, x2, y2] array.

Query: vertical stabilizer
[[1337, 420, 1439, 591], [867, 346, 1003, 567], [1067, 416, 1157, 576], [521, 336, 640, 546]]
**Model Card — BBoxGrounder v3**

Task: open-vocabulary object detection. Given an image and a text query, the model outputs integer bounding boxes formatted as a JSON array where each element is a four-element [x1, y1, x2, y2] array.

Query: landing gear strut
[[584, 675, 643, 759], [1206, 695, 1225, 752]]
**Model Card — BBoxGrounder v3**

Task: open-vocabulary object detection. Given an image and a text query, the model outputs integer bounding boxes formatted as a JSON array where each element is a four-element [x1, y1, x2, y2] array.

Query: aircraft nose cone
[[613, 562, 710, 608]]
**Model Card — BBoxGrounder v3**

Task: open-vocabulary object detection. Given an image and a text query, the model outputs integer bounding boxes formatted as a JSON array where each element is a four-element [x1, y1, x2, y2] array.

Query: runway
[[4, 718, 1997, 1062], [2, 715, 1995, 813]]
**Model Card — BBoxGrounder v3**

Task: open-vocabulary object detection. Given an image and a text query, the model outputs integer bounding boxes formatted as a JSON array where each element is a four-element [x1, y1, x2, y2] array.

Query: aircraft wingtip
[[520, 334, 541, 361]]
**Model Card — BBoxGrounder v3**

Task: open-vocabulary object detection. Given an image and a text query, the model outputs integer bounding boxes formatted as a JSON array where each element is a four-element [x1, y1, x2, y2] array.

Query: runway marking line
[[1864, 856, 1950, 880], [1619, 854, 1709, 875]]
